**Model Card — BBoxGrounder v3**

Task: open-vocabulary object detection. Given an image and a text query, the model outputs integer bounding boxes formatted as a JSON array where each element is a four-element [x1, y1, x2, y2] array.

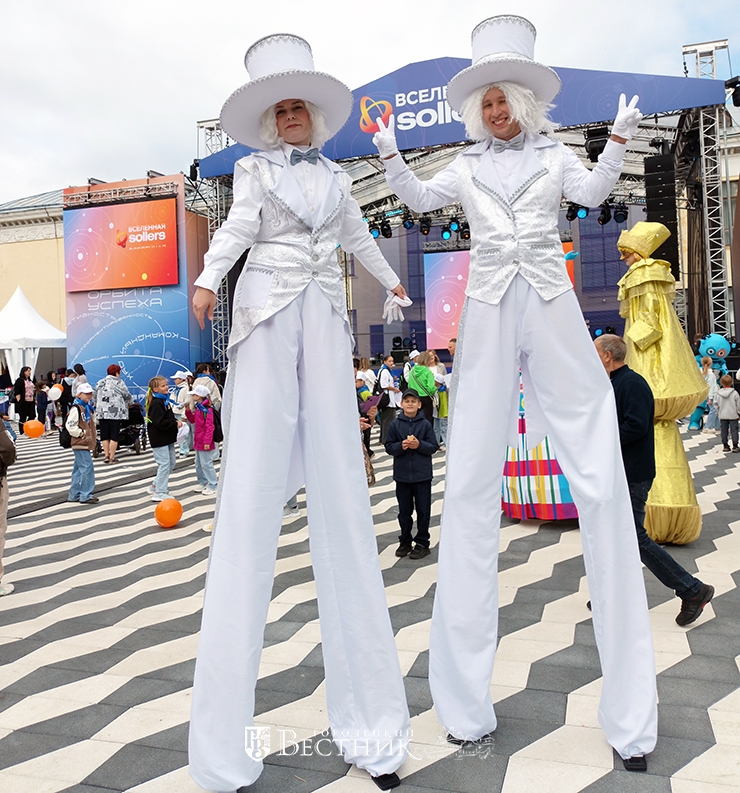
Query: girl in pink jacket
[[185, 384, 219, 496]]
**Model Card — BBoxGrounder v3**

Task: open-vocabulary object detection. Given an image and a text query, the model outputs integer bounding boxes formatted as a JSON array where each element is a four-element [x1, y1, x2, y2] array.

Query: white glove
[[611, 94, 642, 141], [372, 115, 399, 159], [382, 290, 412, 324]]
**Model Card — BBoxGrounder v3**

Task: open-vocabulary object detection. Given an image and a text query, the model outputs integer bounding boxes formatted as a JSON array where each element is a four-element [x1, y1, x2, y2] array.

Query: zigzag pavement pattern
[[0, 429, 738, 792]]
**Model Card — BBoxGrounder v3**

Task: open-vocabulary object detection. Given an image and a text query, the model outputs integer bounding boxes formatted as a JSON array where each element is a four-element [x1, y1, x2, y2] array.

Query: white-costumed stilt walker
[[188, 34, 410, 793], [372, 15, 657, 767]]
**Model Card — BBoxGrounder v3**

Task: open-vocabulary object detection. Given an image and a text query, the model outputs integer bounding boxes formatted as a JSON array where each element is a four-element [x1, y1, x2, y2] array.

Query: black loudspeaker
[[644, 155, 678, 277]]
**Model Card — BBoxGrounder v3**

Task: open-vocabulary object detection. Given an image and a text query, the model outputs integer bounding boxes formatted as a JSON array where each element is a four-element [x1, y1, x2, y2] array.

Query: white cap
[[172, 370, 191, 380], [77, 383, 94, 394], [189, 384, 211, 398], [355, 371, 367, 382], [409, 350, 420, 359]]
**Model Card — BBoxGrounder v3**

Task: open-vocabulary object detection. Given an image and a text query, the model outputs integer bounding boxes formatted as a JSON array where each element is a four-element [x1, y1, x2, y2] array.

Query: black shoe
[[447, 732, 494, 746], [372, 772, 400, 790], [623, 755, 647, 772], [723, 445, 731, 452], [733, 447, 740, 453], [395, 543, 412, 558], [676, 583, 714, 626], [80, 496, 100, 504], [586, 600, 592, 611], [409, 544, 431, 560]]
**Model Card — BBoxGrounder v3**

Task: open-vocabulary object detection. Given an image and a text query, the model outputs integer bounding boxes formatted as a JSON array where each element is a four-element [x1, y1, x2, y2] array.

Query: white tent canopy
[[0, 287, 66, 379]]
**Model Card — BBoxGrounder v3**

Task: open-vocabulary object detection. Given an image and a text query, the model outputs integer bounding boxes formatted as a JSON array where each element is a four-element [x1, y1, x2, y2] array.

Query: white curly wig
[[459, 81, 557, 141], [258, 100, 331, 150]]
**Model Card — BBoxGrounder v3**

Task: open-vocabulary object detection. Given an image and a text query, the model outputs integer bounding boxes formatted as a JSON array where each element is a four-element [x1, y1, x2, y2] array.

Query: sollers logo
[[115, 230, 128, 248], [359, 96, 393, 134]]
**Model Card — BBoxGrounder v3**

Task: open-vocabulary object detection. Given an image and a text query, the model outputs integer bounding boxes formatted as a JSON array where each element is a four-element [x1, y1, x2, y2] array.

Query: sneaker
[[151, 493, 168, 502], [146, 483, 156, 495], [202, 523, 213, 533], [395, 543, 412, 558], [80, 496, 100, 504], [733, 447, 740, 453], [283, 505, 300, 517], [202, 487, 217, 496], [723, 445, 731, 452], [409, 544, 431, 560], [676, 583, 715, 626], [0, 582, 15, 597], [192, 484, 205, 493]]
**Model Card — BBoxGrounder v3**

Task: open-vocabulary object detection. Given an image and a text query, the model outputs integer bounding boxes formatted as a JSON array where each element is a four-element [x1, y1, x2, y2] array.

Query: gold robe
[[618, 257, 708, 544]]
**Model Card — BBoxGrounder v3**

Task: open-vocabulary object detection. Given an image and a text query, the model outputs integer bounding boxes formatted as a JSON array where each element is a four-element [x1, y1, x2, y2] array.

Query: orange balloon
[[23, 420, 45, 438], [154, 497, 183, 529]]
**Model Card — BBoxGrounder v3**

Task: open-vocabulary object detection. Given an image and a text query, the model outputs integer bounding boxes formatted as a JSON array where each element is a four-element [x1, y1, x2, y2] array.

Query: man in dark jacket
[[384, 389, 439, 559], [596, 335, 714, 627]]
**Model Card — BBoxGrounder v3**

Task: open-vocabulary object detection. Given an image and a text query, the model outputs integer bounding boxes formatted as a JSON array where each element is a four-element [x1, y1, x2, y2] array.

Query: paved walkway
[[0, 428, 739, 793]]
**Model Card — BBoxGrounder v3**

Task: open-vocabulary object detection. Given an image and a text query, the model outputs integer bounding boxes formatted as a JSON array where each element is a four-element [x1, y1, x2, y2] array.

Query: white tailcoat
[[189, 149, 410, 792], [384, 135, 658, 760]]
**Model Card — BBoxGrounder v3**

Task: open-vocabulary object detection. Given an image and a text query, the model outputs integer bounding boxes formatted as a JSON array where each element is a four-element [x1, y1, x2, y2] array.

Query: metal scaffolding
[[196, 119, 233, 369], [681, 39, 732, 337]]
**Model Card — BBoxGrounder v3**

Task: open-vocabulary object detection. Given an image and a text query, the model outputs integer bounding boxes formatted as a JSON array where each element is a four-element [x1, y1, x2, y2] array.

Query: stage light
[[449, 217, 460, 232], [460, 221, 470, 240], [392, 336, 403, 349], [576, 206, 589, 220], [419, 216, 431, 235], [369, 222, 380, 238], [402, 212, 415, 230], [597, 204, 612, 225], [605, 325, 616, 334], [380, 219, 393, 239], [441, 224, 452, 240], [594, 328, 603, 337], [566, 203, 578, 222], [613, 204, 628, 223]]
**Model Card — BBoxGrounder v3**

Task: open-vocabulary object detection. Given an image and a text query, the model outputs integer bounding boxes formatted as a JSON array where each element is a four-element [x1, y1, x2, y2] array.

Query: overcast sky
[[1, 0, 738, 205]]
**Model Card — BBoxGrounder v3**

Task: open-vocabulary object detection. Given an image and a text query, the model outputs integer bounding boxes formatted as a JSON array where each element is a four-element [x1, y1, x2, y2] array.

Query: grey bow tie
[[290, 148, 319, 166], [492, 137, 525, 154]]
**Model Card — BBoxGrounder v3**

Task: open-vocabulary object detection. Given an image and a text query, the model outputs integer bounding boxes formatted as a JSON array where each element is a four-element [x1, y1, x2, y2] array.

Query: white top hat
[[446, 15, 561, 113], [220, 33, 353, 150]]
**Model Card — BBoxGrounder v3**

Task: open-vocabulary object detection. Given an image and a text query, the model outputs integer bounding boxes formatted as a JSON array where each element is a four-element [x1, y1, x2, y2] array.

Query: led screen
[[64, 198, 178, 291], [423, 250, 470, 349]]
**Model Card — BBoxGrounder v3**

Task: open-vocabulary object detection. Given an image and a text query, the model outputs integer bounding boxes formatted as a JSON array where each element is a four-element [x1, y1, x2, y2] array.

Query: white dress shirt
[[280, 141, 327, 224]]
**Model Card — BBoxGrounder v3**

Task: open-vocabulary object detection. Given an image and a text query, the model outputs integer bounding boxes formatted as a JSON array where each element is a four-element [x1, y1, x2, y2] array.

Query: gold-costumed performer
[[617, 221, 708, 544]]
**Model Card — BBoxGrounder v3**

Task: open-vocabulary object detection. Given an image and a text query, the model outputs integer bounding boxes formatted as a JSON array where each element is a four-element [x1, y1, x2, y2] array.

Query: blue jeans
[[69, 449, 95, 502], [705, 403, 720, 430], [151, 444, 176, 496], [194, 447, 219, 488], [178, 422, 192, 456], [629, 480, 701, 598], [434, 416, 448, 446], [3, 420, 16, 442]]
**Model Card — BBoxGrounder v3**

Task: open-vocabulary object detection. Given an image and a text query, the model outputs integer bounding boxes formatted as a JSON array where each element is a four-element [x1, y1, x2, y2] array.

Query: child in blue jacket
[[384, 389, 439, 559]]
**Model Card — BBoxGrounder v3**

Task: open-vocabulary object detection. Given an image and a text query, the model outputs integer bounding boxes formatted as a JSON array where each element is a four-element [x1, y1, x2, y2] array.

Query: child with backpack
[[145, 376, 181, 501], [185, 384, 220, 496]]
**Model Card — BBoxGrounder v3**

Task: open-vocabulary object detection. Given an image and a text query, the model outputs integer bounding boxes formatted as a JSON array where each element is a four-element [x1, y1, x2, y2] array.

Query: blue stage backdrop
[[200, 58, 725, 177], [64, 175, 210, 400]]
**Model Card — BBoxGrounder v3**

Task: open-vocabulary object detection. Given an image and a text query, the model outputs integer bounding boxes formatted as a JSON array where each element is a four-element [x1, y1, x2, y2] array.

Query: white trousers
[[189, 283, 409, 792], [430, 276, 657, 759]]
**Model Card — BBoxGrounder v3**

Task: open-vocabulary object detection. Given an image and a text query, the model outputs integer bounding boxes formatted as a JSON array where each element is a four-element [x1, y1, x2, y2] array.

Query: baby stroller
[[93, 402, 147, 457]]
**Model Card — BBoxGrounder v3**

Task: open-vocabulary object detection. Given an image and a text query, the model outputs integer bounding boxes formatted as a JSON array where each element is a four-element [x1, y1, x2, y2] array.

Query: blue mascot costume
[[688, 333, 735, 430]]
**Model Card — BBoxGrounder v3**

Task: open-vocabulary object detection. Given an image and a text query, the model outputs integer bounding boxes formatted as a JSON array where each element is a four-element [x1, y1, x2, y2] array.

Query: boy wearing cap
[[66, 383, 98, 504], [385, 389, 439, 559], [185, 384, 219, 495]]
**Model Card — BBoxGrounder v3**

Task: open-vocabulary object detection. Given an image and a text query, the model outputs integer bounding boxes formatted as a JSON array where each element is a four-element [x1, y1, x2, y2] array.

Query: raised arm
[[562, 94, 642, 208], [373, 115, 459, 212]]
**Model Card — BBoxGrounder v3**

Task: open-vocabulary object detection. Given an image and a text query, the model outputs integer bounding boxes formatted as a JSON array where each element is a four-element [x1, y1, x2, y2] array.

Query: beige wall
[[0, 236, 65, 330]]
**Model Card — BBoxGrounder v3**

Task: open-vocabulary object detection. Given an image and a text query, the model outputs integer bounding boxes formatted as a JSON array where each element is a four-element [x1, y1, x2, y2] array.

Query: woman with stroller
[[93, 365, 133, 464]]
